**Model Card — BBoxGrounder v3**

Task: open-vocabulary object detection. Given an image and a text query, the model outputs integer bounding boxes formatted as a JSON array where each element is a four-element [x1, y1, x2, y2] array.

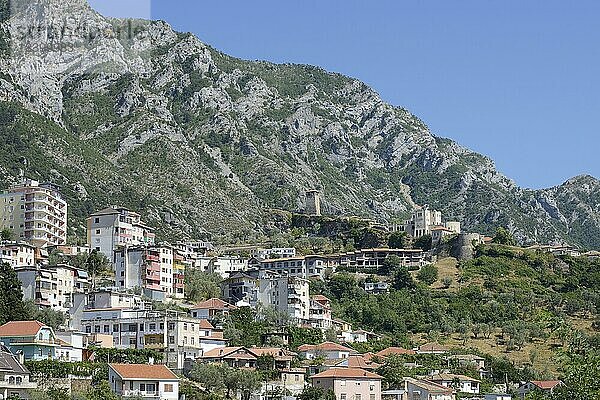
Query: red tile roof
[[312, 367, 381, 380], [418, 343, 449, 353], [345, 355, 381, 370], [531, 380, 562, 390], [312, 295, 330, 303], [0, 321, 47, 337], [109, 364, 179, 380], [298, 341, 356, 353], [375, 347, 416, 357], [198, 319, 214, 330], [191, 298, 237, 310]]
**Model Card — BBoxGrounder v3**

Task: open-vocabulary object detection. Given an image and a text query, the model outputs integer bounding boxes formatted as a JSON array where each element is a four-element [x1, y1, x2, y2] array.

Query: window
[[370, 395, 376, 400], [94, 218, 99, 223], [140, 384, 146, 392], [113, 324, 119, 332], [340, 395, 347, 400], [169, 336, 175, 344], [355, 395, 361, 400], [95, 229, 100, 234], [164, 384, 174, 393], [340, 380, 346, 387], [94, 326, 100, 333]]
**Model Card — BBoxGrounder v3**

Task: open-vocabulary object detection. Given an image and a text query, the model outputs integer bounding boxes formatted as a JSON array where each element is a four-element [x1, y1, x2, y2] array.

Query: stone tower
[[305, 190, 321, 216]]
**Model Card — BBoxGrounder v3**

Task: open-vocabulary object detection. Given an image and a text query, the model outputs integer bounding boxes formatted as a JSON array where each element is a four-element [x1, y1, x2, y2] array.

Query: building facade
[[0, 180, 67, 248]]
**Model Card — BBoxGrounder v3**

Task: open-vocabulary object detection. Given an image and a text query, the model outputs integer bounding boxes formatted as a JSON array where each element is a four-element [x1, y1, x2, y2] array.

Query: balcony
[[121, 390, 160, 398], [144, 342, 165, 350]]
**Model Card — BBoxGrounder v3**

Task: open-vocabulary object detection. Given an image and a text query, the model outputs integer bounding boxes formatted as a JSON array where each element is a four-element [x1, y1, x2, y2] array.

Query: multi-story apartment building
[[0, 241, 35, 267], [113, 245, 178, 300], [208, 256, 248, 278], [172, 251, 187, 299], [256, 255, 329, 279], [335, 248, 426, 272], [80, 309, 227, 370], [258, 271, 310, 324], [86, 207, 155, 263], [221, 272, 259, 306], [309, 295, 333, 330], [251, 247, 297, 260], [0, 180, 67, 248], [16, 264, 89, 311]]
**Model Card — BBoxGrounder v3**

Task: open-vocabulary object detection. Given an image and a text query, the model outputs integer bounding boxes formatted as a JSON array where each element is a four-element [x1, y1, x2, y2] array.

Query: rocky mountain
[[0, 0, 598, 248]]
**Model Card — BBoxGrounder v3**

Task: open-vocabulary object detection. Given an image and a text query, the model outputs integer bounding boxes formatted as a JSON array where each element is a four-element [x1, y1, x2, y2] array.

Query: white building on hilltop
[[0, 180, 67, 248], [400, 205, 461, 238]]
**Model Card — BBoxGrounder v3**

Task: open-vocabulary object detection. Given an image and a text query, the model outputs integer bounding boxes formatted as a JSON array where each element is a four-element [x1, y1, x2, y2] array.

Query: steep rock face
[[0, 0, 598, 247]]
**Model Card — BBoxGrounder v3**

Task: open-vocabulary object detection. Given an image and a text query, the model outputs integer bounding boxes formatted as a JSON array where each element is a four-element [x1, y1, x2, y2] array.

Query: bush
[[417, 264, 438, 285]]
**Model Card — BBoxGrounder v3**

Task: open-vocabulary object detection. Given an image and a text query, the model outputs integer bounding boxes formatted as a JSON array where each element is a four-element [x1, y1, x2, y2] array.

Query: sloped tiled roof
[[418, 342, 449, 353], [198, 319, 214, 330], [201, 346, 246, 358], [404, 377, 453, 393], [375, 347, 416, 357], [109, 364, 178, 380], [298, 341, 356, 353], [191, 298, 237, 310], [531, 380, 563, 389], [344, 355, 381, 370], [312, 367, 381, 379], [0, 321, 47, 337], [427, 373, 481, 383]]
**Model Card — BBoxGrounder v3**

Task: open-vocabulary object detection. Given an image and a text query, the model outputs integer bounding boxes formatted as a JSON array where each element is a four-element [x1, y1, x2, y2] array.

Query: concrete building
[[252, 247, 297, 260], [306, 190, 322, 216], [311, 368, 382, 400], [0, 180, 67, 248], [86, 207, 155, 263], [0, 321, 57, 361], [424, 373, 480, 394], [298, 342, 357, 360], [309, 295, 333, 330], [0, 241, 35, 268], [109, 363, 179, 400], [335, 248, 426, 272], [81, 309, 226, 370], [0, 344, 37, 399], [258, 271, 310, 324], [257, 255, 329, 279], [55, 331, 89, 362], [189, 298, 238, 321], [221, 272, 259, 306], [401, 205, 461, 239], [113, 245, 179, 300], [16, 264, 89, 311], [398, 377, 455, 400]]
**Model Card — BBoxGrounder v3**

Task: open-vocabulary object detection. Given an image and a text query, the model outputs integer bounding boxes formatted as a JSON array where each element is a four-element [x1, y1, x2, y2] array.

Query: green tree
[[86, 380, 119, 400], [492, 227, 516, 246], [1, 227, 14, 241], [185, 268, 222, 303], [388, 231, 410, 249], [189, 363, 226, 393], [413, 235, 432, 251], [379, 255, 401, 275], [85, 250, 111, 289], [0, 262, 29, 325], [417, 264, 438, 285], [24, 300, 66, 330], [392, 266, 415, 290], [553, 352, 600, 400], [298, 387, 336, 400]]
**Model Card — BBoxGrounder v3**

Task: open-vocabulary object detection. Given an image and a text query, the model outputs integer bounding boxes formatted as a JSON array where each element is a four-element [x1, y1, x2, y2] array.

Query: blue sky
[[88, 0, 600, 189]]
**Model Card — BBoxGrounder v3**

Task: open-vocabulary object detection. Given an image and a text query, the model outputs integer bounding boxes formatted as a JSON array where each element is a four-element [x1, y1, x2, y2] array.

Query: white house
[[426, 373, 480, 394], [402, 377, 455, 400], [297, 342, 357, 360], [108, 363, 179, 399]]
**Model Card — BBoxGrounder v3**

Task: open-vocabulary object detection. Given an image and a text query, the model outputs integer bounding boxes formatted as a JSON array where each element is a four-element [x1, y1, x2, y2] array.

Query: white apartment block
[[86, 207, 156, 263], [0, 241, 35, 268], [0, 180, 67, 248], [257, 255, 329, 279], [16, 264, 89, 311], [81, 309, 226, 370], [258, 271, 310, 324], [252, 247, 297, 260], [113, 245, 178, 300]]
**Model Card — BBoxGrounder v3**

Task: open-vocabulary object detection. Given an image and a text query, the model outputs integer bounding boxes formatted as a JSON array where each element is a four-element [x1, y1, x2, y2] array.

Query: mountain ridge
[[0, 0, 598, 248]]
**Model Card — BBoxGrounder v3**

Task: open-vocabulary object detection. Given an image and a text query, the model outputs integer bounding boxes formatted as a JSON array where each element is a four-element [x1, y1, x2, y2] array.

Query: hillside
[[0, 0, 598, 247], [313, 246, 600, 374]]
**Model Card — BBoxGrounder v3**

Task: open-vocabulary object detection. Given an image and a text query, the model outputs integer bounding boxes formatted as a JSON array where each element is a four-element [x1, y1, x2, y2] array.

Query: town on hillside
[[0, 180, 596, 400]]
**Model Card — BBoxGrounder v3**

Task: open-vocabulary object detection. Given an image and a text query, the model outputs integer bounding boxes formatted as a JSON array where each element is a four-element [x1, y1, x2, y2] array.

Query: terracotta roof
[[375, 347, 416, 357], [198, 319, 214, 330], [531, 380, 562, 389], [312, 367, 381, 380], [249, 347, 296, 358], [298, 341, 356, 353], [404, 377, 453, 393], [418, 343, 449, 353], [312, 295, 330, 303], [109, 364, 178, 380], [201, 347, 246, 358], [0, 321, 47, 337], [191, 298, 237, 310], [345, 355, 381, 370]]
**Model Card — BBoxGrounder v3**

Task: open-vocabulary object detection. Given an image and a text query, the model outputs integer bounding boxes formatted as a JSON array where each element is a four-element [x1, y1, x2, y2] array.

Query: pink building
[[312, 368, 382, 400]]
